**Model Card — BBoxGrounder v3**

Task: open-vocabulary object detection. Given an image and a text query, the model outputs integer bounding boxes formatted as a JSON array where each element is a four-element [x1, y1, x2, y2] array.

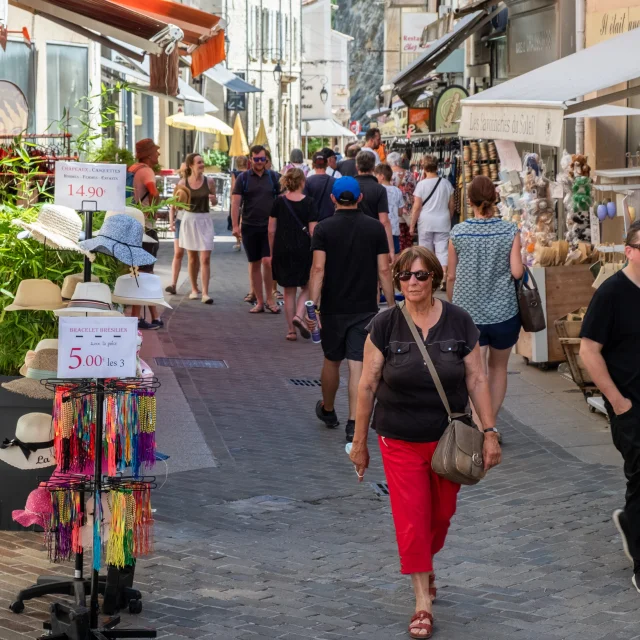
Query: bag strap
[[421, 177, 442, 207], [399, 302, 452, 419], [318, 174, 331, 204], [281, 195, 310, 236], [518, 265, 539, 294]]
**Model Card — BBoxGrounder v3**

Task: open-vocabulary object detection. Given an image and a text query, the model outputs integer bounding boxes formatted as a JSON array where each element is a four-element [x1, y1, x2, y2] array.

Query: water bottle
[[305, 301, 322, 344], [345, 443, 352, 455]]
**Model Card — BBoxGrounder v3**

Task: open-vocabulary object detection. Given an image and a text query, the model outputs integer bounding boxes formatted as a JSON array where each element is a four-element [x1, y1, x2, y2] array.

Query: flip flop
[[249, 304, 264, 314], [293, 316, 311, 340], [244, 292, 257, 304], [265, 303, 281, 314]]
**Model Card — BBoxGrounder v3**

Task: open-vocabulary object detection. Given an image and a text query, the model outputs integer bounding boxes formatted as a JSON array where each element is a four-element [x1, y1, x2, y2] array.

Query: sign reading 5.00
[[54, 162, 126, 212], [57, 317, 138, 379]]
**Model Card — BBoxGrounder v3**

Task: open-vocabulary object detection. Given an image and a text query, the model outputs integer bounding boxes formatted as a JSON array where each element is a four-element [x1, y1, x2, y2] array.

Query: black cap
[[312, 152, 327, 165], [320, 147, 336, 159]]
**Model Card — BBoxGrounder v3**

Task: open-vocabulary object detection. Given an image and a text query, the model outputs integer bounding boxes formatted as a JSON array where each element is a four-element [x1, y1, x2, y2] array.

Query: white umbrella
[[165, 112, 233, 135]]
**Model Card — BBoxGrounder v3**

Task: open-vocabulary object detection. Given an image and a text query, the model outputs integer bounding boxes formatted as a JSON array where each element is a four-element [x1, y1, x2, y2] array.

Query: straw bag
[[400, 305, 486, 486], [518, 266, 546, 333]]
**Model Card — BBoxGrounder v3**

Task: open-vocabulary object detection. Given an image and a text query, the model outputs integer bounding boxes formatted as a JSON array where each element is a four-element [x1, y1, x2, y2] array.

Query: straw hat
[[0, 413, 55, 470], [19, 339, 59, 376], [14, 204, 95, 261], [173, 185, 191, 208], [111, 273, 172, 308], [55, 282, 123, 317], [78, 214, 156, 266], [5, 279, 66, 311], [61, 272, 100, 300], [104, 207, 158, 244], [1, 349, 58, 400]]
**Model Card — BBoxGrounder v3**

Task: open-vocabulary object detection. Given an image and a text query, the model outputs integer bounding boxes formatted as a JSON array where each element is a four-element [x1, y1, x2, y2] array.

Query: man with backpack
[[231, 145, 281, 314]]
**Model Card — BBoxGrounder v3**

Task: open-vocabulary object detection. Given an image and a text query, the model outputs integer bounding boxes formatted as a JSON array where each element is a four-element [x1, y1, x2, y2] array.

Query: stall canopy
[[459, 26, 640, 146], [563, 105, 640, 119], [392, 10, 496, 107], [9, 0, 225, 76], [165, 112, 233, 135], [302, 119, 356, 138], [202, 64, 262, 93]]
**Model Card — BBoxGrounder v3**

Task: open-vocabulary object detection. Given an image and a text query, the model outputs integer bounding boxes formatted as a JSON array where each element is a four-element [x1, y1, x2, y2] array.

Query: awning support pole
[[575, 0, 585, 154]]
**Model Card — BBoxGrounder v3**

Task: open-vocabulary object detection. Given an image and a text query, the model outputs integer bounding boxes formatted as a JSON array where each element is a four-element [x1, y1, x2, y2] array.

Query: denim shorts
[[476, 313, 521, 350], [175, 218, 181, 240]]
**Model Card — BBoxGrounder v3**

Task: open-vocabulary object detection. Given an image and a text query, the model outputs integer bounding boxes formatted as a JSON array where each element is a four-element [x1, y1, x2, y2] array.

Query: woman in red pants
[[350, 246, 501, 639]]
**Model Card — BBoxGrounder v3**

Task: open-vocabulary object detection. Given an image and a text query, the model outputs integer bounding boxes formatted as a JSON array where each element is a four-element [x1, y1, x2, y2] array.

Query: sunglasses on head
[[397, 270, 433, 282], [252, 156, 267, 162], [627, 242, 640, 250]]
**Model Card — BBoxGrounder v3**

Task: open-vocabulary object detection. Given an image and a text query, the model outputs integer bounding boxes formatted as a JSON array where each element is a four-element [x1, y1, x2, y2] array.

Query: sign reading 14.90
[[57, 317, 138, 379], [54, 161, 126, 212]]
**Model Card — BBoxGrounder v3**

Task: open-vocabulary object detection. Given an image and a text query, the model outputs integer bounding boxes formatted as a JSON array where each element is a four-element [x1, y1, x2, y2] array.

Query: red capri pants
[[379, 435, 460, 574]]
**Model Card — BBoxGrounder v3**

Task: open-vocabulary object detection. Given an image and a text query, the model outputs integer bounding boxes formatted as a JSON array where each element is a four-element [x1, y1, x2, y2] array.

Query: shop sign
[[401, 12, 438, 53], [54, 162, 126, 212], [458, 103, 564, 147], [586, 7, 640, 46], [433, 86, 468, 134], [379, 108, 408, 136], [57, 317, 138, 379], [349, 120, 361, 135], [408, 108, 430, 134], [508, 7, 557, 77], [226, 71, 247, 112]]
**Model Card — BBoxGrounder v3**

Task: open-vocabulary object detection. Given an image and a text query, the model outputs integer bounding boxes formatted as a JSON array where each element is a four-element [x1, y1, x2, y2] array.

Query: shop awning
[[564, 105, 640, 119], [459, 26, 640, 146], [9, 0, 225, 75], [201, 64, 263, 93], [392, 10, 494, 107], [302, 119, 356, 138]]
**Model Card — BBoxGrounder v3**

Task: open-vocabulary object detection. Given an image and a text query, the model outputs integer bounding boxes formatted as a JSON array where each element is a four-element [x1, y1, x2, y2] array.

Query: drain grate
[[371, 482, 389, 497], [507, 371, 521, 375], [155, 358, 228, 369], [288, 378, 322, 387]]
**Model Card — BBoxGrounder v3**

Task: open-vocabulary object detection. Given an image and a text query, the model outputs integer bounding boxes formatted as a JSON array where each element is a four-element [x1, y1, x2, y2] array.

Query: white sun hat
[[104, 207, 157, 244], [61, 272, 100, 300], [0, 413, 55, 470], [111, 273, 172, 308], [55, 282, 123, 317], [14, 204, 95, 261]]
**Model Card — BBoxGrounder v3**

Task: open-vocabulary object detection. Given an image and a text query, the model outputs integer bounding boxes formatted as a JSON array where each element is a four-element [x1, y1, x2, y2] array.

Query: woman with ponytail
[[447, 175, 524, 428]]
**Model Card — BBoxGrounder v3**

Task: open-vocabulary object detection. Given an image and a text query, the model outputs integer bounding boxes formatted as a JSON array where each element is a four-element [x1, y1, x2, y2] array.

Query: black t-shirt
[[355, 174, 389, 221], [580, 270, 640, 409], [337, 158, 357, 177], [231, 169, 281, 227], [311, 210, 388, 315], [367, 303, 480, 442], [304, 174, 336, 221]]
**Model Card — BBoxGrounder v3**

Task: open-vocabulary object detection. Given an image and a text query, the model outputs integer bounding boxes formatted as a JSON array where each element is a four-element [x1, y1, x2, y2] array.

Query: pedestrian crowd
[[124, 130, 640, 639]]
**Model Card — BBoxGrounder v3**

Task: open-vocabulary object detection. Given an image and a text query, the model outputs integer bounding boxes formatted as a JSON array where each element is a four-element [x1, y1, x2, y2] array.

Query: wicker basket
[[555, 310, 595, 390]]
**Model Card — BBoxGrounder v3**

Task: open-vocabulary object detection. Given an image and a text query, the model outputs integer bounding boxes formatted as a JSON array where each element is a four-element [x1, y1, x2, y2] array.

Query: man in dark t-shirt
[[304, 152, 336, 221], [581, 220, 640, 591], [308, 177, 395, 442], [337, 142, 359, 177]]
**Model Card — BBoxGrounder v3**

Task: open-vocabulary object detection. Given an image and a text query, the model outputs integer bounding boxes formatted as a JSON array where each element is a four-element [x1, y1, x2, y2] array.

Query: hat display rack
[[7, 202, 158, 639]]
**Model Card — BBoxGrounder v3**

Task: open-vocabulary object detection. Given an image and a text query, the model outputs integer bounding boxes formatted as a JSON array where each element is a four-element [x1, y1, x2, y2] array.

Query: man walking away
[[307, 177, 395, 443], [231, 145, 281, 314], [304, 153, 336, 221], [355, 151, 394, 261], [360, 127, 382, 165], [128, 138, 162, 330], [333, 145, 343, 163], [580, 219, 640, 592], [374, 162, 404, 255], [337, 143, 360, 177]]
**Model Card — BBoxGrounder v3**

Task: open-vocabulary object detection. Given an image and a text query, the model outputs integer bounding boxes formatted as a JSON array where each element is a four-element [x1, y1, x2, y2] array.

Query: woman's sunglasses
[[397, 270, 433, 282]]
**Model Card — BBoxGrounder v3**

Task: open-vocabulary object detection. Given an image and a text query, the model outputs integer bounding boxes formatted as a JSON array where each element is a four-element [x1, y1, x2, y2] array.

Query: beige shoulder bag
[[400, 304, 486, 486]]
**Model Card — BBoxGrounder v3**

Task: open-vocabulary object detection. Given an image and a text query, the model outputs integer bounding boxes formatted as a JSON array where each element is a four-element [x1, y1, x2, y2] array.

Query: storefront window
[[0, 41, 36, 131], [47, 44, 89, 135], [492, 39, 508, 83], [135, 94, 154, 142]]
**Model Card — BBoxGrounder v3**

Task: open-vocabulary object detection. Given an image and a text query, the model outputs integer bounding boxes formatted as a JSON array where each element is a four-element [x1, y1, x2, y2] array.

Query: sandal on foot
[[165, 285, 177, 295], [409, 611, 433, 639], [265, 302, 281, 314], [189, 292, 200, 300], [244, 292, 257, 304], [429, 574, 436, 603], [293, 315, 311, 339], [275, 290, 284, 300], [249, 304, 264, 314], [286, 330, 297, 341]]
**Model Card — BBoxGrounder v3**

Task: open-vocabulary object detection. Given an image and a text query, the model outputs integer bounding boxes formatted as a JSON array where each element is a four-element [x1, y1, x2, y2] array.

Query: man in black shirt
[[355, 151, 394, 261], [308, 177, 395, 442], [581, 220, 640, 592], [337, 142, 359, 177], [304, 153, 336, 221], [231, 145, 281, 313]]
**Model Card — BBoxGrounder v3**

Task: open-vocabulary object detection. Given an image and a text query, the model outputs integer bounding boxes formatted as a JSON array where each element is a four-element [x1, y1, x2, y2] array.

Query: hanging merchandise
[[61, 273, 100, 301], [0, 413, 56, 470], [54, 282, 123, 318], [18, 339, 58, 376], [111, 273, 173, 309], [4, 279, 66, 311], [558, 152, 593, 253], [103, 208, 159, 246], [1, 349, 58, 400]]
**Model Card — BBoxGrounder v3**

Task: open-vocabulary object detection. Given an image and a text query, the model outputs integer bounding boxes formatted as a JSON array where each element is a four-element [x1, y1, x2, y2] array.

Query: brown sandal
[[286, 330, 297, 341], [429, 574, 436, 603], [249, 304, 264, 314], [409, 611, 433, 639]]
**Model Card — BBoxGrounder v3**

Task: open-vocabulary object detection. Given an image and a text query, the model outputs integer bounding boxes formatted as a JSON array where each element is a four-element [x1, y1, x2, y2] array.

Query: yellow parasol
[[229, 113, 250, 157], [253, 118, 269, 148], [165, 112, 233, 135], [216, 132, 229, 153]]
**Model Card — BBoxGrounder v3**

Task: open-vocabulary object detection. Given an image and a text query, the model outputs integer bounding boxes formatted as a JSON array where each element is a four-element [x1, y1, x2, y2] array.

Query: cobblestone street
[[0, 216, 637, 640]]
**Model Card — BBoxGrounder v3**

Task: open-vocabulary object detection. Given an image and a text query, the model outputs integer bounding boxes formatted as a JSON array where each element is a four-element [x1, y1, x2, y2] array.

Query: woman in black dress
[[268, 168, 319, 341]]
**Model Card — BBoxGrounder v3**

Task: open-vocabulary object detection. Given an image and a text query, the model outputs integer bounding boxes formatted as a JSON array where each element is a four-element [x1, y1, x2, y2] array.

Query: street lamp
[[273, 62, 283, 83], [320, 85, 328, 104]]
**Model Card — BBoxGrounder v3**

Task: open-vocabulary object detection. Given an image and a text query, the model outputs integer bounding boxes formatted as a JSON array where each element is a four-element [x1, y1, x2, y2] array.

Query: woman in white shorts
[[409, 155, 455, 290], [178, 153, 218, 304]]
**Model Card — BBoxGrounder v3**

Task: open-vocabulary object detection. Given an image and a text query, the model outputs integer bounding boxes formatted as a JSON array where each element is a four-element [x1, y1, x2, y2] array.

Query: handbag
[[400, 304, 486, 486], [517, 266, 546, 332]]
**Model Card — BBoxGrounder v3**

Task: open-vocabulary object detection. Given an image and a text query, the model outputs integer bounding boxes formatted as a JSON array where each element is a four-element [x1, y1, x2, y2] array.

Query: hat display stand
[[8, 209, 157, 639]]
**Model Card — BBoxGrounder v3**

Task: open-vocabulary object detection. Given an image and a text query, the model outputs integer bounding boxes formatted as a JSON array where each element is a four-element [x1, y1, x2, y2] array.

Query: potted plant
[[202, 149, 230, 173]]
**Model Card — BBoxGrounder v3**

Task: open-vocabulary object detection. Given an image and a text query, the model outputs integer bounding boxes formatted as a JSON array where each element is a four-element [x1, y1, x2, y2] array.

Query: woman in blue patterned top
[[447, 175, 524, 424]]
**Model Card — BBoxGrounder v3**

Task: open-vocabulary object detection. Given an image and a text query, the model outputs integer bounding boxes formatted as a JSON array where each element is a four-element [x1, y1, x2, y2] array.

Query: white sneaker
[[632, 574, 640, 594], [613, 509, 634, 565]]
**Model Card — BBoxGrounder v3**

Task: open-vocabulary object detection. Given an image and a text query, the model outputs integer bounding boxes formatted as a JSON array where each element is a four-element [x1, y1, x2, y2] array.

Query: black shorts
[[139, 228, 159, 274], [321, 312, 377, 362], [477, 313, 521, 350], [241, 224, 270, 263]]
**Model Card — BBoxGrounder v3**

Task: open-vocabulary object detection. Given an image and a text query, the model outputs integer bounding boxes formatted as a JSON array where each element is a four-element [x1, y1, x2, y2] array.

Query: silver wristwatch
[[483, 427, 499, 434]]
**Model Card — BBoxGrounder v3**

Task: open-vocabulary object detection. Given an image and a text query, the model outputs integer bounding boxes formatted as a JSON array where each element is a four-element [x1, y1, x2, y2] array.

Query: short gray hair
[[290, 148, 303, 164], [387, 152, 402, 168]]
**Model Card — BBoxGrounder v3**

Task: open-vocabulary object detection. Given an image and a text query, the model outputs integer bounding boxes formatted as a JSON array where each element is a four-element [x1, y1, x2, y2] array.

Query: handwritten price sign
[[54, 162, 126, 212], [57, 317, 138, 379]]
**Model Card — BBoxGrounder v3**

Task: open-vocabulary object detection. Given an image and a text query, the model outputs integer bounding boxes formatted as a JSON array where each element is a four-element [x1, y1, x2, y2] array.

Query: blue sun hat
[[78, 214, 156, 267]]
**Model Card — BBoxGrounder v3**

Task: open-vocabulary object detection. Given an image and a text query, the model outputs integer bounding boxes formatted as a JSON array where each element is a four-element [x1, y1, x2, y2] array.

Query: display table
[[0, 377, 53, 530], [515, 265, 595, 367]]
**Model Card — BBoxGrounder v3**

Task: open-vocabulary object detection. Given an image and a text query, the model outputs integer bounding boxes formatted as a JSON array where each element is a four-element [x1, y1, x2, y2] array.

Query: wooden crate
[[555, 311, 596, 390]]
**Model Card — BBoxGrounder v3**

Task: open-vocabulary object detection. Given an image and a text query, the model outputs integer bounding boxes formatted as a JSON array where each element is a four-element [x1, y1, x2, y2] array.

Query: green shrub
[[202, 149, 230, 171], [89, 138, 134, 166]]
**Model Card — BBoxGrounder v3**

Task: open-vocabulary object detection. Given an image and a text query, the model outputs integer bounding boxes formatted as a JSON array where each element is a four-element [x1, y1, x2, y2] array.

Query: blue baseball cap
[[332, 176, 361, 204]]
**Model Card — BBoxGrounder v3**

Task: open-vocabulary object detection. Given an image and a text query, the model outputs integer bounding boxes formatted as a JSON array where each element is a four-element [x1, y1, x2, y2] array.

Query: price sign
[[58, 317, 138, 379], [54, 162, 126, 212]]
